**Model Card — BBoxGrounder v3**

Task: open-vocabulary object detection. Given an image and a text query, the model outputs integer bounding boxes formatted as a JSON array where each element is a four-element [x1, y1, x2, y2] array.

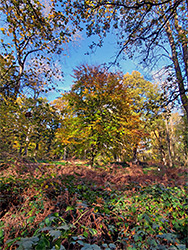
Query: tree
[[123, 71, 164, 162], [170, 111, 188, 166], [0, 0, 79, 160], [0, 99, 18, 157], [17, 97, 60, 158], [69, 0, 188, 123], [0, 96, 60, 160], [0, 0, 79, 100], [51, 94, 78, 160], [55, 65, 142, 165], [147, 111, 188, 166]]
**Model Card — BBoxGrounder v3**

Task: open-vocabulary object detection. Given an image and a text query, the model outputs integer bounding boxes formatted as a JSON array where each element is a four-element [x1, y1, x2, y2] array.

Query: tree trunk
[[83, 149, 87, 160], [173, 12, 188, 87], [34, 142, 39, 158], [169, 117, 176, 160], [90, 144, 96, 167], [132, 144, 138, 164], [165, 21, 188, 124], [24, 144, 28, 156], [154, 130, 167, 166], [165, 119, 173, 167], [19, 145, 23, 156], [63, 147, 67, 160]]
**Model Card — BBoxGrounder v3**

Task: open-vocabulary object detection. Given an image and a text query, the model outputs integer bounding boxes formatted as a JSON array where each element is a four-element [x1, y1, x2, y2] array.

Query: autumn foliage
[[53, 65, 151, 165]]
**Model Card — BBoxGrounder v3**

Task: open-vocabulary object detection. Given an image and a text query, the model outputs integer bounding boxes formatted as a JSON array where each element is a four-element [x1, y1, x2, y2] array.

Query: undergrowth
[[0, 160, 188, 249]]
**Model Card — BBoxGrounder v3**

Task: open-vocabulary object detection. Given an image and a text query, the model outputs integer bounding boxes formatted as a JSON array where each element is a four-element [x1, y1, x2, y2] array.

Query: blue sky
[[0, 5, 162, 103], [45, 32, 148, 101]]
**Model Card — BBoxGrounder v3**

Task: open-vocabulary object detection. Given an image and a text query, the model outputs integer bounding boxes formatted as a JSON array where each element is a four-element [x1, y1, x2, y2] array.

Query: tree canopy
[[0, 0, 79, 100], [67, 0, 188, 122], [52, 65, 179, 165]]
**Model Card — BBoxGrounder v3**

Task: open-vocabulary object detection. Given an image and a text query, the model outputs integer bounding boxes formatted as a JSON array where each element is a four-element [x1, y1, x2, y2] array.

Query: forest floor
[[0, 160, 188, 250]]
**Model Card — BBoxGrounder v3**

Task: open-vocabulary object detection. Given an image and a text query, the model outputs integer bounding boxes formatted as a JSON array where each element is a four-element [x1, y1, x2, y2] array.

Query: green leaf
[[83, 231, 89, 237], [127, 247, 137, 250], [49, 230, 61, 239], [81, 244, 101, 250], [109, 243, 116, 249], [35, 238, 50, 250], [0, 229, 4, 238], [51, 245, 66, 250], [156, 233, 177, 243], [65, 206, 74, 212], [57, 224, 70, 231], [176, 244, 186, 250], [77, 240, 85, 246], [17, 236, 39, 250], [88, 228, 98, 236], [26, 216, 35, 224], [72, 235, 85, 241], [40, 227, 53, 232]]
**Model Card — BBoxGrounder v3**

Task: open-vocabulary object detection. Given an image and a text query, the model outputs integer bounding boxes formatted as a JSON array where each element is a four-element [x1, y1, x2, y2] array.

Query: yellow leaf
[[169, 207, 173, 212], [0, 28, 5, 31]]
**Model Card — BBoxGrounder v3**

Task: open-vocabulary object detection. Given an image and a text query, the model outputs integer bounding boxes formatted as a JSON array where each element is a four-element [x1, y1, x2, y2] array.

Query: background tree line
[[1, 64, 187, 166]]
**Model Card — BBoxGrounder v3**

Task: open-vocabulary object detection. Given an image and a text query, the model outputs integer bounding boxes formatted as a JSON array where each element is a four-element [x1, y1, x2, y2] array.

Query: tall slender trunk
[[154, 130, 167, 166], [90, 144, 95, 167], [19, 144, 23, 156], [165, 119, 173, 167], [83, 149, 87, 160], [169, 117, 175, 160], [165, 20, 188, 124], [34, 142, 39, 158], [132, 144, 138, 163], [24, 145, 28, 156], [63, 147, 67, 160], [174, 12, 188, 87]]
